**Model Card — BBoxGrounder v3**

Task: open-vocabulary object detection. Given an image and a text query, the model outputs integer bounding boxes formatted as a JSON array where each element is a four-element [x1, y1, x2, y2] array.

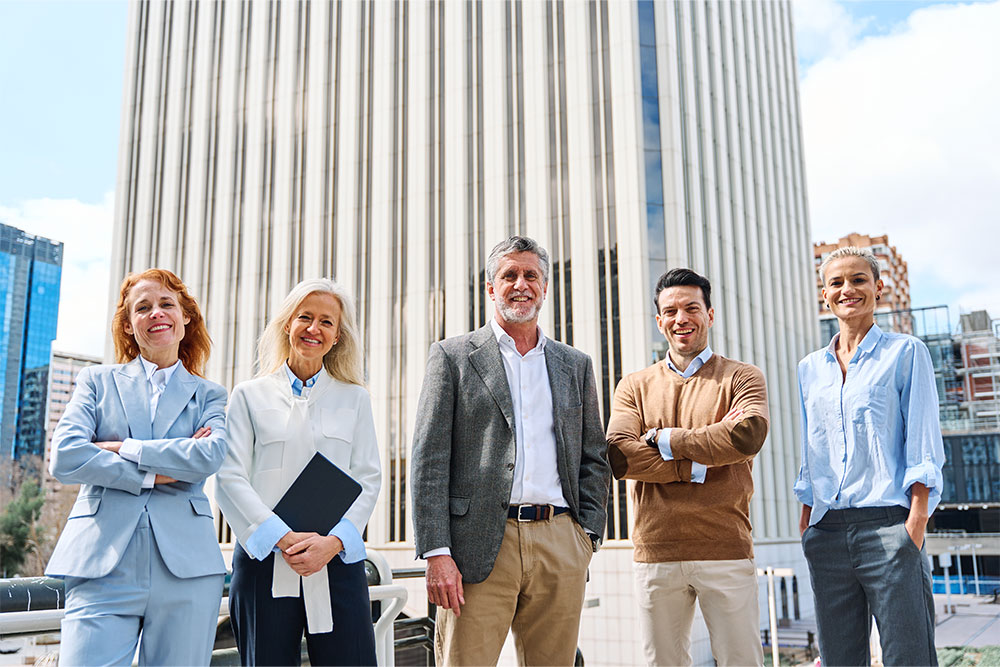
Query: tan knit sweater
[[607, 354, 768, 563]]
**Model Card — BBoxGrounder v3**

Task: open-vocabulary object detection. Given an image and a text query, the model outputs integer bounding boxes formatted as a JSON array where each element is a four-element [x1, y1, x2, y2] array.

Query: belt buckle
[[516, 504, 534, 522]]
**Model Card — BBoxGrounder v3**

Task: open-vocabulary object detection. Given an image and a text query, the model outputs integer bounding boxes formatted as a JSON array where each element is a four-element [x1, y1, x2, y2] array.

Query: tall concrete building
[[0, 224, 62, 463], [814, 232, 911, 342], [113, 1, 816, 662], [43, 350, 102, 478], [40, 350, 102, 555]]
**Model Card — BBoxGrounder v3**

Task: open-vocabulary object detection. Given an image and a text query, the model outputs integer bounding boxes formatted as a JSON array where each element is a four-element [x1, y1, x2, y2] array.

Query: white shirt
[[119, 356, 182, 488], [491, 319, 568, 507], [422, 320, 569, 560]]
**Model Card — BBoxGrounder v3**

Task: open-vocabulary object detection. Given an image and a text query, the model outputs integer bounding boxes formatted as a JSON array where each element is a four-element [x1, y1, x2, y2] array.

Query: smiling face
[[822, 256, 883, 324], [285, 291, 342, 371], [656, 285, 714, 364], [487, 251, 548, 325], [123, 279, 190, 363]]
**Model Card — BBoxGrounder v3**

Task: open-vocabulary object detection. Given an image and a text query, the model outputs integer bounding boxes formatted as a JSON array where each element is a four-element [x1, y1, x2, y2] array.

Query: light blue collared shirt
[[651, 346, 714, 483], [244, 363, 366, 563], [794, 325, 945, 526]]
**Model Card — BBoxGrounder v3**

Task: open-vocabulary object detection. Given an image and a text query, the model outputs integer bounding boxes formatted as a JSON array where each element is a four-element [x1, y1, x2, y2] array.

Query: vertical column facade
[[114, 5, 816, 655]]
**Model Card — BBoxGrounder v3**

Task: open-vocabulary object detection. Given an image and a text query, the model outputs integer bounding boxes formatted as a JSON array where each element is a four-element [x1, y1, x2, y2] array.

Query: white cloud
[[0, 193, 115, 358], [801, 1, 1000, 320], [793, 0, 870, 66]]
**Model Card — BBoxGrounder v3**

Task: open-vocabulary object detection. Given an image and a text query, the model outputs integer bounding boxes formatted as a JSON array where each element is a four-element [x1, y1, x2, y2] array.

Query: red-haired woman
[[47, 269, 228, 666]]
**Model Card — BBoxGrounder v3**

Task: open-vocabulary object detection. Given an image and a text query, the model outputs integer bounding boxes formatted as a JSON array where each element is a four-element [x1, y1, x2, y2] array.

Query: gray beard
[[496, 299, 542, 324]]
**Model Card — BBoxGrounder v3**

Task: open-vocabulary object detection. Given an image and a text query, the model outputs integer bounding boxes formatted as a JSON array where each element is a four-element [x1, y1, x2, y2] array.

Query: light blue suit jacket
[[46, 358, 228, 580]]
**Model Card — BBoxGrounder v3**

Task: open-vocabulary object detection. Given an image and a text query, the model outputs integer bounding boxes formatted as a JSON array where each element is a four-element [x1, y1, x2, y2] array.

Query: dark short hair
[[653, 268, 712, 311]]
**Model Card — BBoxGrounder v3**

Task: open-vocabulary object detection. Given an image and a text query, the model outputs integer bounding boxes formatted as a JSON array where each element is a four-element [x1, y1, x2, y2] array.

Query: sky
[[0, 1, 126, 356], [0, 0, 997, 358], [793, 0, 1000, 322]]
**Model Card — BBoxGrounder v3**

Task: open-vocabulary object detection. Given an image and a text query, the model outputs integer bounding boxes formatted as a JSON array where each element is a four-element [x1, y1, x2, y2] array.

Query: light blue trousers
[[802, 506, 936, 667], [58, 511, 224, 666]]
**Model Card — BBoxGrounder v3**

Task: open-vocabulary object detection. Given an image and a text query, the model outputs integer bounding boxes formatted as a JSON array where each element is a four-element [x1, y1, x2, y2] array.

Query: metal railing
[[0, 549, 407, 667]]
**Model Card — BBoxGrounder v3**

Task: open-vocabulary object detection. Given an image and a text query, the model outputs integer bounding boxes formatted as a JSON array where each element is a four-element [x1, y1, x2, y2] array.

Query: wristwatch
[[644, 428, 659, 448]]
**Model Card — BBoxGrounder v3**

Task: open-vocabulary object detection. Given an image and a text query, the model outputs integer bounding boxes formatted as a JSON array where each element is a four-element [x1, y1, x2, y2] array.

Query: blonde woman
[[216, 279, 380, 666], [795, 247, 945, 665]]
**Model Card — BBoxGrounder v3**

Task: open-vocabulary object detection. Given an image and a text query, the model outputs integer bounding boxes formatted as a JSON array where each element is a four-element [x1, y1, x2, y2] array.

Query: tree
[[0, 477, 46, 577]]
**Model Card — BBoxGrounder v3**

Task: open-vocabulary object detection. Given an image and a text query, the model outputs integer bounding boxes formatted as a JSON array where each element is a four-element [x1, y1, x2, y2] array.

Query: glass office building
[[0, 224, 63, 461]]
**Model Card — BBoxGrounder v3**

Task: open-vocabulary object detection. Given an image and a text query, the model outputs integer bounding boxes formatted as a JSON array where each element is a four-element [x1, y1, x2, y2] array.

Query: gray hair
[[256, 278, 364, 385], [819, 246, 880, 284], [485, 236, 550, 285]]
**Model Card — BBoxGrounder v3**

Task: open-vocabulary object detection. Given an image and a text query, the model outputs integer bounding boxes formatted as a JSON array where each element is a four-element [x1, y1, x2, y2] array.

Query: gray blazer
[[411, 324, 609, 584], [46, 359, 228, 580]]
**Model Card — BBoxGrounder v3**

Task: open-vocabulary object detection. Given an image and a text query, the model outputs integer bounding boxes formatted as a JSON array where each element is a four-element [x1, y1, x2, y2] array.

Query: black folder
[[272, 453, 362, 534]]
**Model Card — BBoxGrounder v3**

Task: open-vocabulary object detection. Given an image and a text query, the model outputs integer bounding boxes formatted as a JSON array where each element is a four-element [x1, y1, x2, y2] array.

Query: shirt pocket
[[322, 407, 356, 443], [851, 385, 888, 431], [254, 409, 287, 472]]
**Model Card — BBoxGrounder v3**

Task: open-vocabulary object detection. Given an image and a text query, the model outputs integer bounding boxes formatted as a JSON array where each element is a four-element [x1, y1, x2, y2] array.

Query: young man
[[607, 268, 768, 667]]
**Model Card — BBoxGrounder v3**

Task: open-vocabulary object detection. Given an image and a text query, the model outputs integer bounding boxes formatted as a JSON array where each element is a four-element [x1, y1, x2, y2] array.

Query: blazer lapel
[[151, 364, 198, 439], [544, 342, 573, 474], [114, 358, 151, 440], [468, 325, 516, 432]]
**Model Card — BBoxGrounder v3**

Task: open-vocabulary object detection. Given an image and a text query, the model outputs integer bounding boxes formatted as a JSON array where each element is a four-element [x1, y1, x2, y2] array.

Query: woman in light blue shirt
[[795, 246, 945, 666]]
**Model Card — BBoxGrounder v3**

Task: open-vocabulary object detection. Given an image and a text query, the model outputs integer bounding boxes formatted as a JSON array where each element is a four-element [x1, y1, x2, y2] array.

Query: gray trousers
[[801, 506, 936, 667]]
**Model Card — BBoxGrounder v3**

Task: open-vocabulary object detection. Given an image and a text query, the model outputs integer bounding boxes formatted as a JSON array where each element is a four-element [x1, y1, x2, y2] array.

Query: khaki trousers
[[634, 559, 764, 667], [435, 513, 593, 666]]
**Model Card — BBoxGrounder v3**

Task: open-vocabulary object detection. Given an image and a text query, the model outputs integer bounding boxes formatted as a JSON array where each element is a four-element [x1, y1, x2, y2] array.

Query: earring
[[876, 295, 881, 301]]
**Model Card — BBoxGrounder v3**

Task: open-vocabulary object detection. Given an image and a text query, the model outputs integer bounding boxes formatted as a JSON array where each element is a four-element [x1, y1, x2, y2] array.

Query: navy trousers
[[802, 506, 937, 667], [229, 545, 377, 666]]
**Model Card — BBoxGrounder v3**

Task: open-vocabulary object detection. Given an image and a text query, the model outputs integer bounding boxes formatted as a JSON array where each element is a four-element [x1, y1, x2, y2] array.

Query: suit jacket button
[[506, 463, 515, 471]]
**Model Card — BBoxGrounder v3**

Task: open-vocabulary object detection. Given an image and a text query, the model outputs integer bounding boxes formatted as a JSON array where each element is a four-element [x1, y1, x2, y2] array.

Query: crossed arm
[[49, 369, 227, 494], [607, 365, 769, 481]]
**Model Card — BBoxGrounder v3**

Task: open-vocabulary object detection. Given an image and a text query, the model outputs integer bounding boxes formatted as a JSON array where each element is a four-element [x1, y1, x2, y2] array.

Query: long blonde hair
[[256, 278, 364, 386]]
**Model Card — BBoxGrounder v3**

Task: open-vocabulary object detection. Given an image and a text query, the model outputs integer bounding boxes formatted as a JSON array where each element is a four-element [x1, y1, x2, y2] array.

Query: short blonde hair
[[819, 246, 880, 284], [256, 279, 364, 386]]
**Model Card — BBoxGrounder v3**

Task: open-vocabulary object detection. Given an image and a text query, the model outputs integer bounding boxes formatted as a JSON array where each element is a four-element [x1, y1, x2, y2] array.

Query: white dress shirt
[[491, 319, 568, 507], [119, 356, 181, 488], [422, 319, 568, 560]]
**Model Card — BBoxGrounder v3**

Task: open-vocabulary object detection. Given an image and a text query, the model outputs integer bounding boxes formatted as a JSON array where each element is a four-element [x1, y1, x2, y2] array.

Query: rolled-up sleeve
[[793, 371, 815, 507], [899, 340, 946, 513]]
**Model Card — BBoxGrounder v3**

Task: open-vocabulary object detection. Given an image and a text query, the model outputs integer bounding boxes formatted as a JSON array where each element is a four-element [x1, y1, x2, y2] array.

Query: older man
[[411, 236, 610, 666], [607, 268, 768, 667]]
